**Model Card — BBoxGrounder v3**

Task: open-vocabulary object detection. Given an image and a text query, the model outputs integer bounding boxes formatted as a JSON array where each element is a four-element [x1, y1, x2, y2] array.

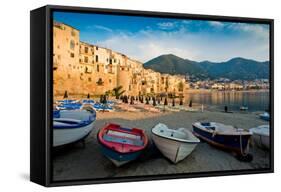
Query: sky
[[53, 11, 270, 63]]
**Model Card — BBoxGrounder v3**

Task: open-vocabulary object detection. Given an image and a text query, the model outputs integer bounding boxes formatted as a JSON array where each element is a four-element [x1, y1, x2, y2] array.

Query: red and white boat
[[98, 124, 149, 166]]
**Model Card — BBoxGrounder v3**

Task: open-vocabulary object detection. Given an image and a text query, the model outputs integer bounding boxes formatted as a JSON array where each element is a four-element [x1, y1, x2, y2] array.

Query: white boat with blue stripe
[[53, 108, 96, 147]]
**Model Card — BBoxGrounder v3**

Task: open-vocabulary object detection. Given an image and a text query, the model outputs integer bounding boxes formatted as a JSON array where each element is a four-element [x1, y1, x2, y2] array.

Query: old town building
[[53, 22, 187, 97]]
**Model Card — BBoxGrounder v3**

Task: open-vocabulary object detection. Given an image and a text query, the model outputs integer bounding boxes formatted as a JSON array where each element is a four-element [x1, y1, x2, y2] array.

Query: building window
[[70, 40, 75, 50], [85, 66, 92, 73], [96, 46, 99, 50], [109, 59, 112, 64], [71, 30, 76, 36], [85, 47, 88, 53], [97, 78, 103, 85], [67, 74, 71, 79], [108, 65, 113, 73], [96, 55, 98, 62], [109, 79, 112, 83], [84, 56, 88, 63], [70, 52, 75, 58], [97, 65, 100, 72], [88, 77, 91, 82]]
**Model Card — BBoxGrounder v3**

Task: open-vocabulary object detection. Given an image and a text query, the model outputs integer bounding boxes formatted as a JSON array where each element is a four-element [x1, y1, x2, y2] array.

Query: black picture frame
[[30, 4, 274, 187]]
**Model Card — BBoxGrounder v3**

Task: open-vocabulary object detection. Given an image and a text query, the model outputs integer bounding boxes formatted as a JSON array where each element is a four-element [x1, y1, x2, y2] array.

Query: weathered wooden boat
[[250, 124, 270, 149], [53, 108, 96, 147], [58, 102, 82, 110], [259, 112, 270, 121], [192, 122, 252, 155], [152, 123, 200, 163], [57, 99, 78, 104], [82, 99, 95, 104], [176, 106, 200, 112], [98, 124, 148, 166], [240, 106, 248, 111], [93, 103, 114, 112]]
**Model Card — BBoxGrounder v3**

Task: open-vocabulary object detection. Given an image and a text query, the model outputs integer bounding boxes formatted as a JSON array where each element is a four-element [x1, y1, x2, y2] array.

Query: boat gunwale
[[98, 124, 149, 154], [53, 111, 96, 129], [151, 125, 200, 144], [192, 122, 252, 136]]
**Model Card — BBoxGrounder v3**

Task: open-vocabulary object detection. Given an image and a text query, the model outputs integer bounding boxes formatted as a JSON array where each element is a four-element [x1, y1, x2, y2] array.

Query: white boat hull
[[250, 125, 270, 150], [152, 134, 197, 163], [53, 121, 94, 147], [252, 134, 269, 149]]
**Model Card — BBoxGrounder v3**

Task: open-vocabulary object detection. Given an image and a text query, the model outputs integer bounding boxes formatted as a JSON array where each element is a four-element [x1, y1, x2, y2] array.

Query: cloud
[[92, 22, 269, 63], [157, 22, 177, 30], [87, 25, 113, 32], [208, 21, 225, 28], [227, 23, 269, 39]]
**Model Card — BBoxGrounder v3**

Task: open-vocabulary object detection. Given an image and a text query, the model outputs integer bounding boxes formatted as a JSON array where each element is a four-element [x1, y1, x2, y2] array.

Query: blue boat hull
[[260, 116, 270, 121], [193, 125, 251, 154], [99, 144, 142, 166]]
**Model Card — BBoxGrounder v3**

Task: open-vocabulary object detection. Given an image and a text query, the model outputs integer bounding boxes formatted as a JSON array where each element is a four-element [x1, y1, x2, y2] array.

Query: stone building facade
[[53, 22, 187, 97]]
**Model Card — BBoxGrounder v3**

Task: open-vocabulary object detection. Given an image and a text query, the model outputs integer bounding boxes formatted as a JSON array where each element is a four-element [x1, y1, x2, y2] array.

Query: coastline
[[53, 110, 270, 181], [185, 88, 269, 94]]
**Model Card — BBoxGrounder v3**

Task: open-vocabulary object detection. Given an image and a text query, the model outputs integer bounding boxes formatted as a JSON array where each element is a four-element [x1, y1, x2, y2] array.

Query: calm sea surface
[[184, 90, 269, 112]]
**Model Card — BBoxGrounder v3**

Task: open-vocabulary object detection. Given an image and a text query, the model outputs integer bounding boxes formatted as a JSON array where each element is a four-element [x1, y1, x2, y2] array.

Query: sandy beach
[[52, 109, 270, 181]]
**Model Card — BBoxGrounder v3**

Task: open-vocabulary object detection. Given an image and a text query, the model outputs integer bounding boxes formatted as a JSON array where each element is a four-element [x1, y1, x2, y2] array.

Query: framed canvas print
[[30, 5, 274, 187]]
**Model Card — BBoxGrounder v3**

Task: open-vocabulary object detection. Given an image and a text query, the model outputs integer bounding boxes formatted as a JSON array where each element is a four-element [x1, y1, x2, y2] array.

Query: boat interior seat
[[205, 126, 216, 131], [53, 118, 82, 124], [103, 134, 144, 146]]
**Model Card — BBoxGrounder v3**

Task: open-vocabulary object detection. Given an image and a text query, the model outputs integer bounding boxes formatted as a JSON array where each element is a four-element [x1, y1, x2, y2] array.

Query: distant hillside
[[143, 54, 269, 80]]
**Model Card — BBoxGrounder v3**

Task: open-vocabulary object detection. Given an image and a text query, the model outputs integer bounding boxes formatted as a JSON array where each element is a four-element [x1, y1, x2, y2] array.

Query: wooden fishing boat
[[152, 123, 200, 163], [240, 106, 248, 111], [98, 124, 148, 166], [93, 103, 114, 112], [192, 122, 252, 155], [250, 124, 270, 149], [53, 108, 96, 147], [176, 106, 200, 112], [259, 112, 270, 121], [82, 99, 95, 104]]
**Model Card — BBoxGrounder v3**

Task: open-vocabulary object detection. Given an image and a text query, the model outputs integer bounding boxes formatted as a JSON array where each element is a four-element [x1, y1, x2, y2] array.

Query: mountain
[[143, 54, 269, 80], [143, 54, 208, 79]]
